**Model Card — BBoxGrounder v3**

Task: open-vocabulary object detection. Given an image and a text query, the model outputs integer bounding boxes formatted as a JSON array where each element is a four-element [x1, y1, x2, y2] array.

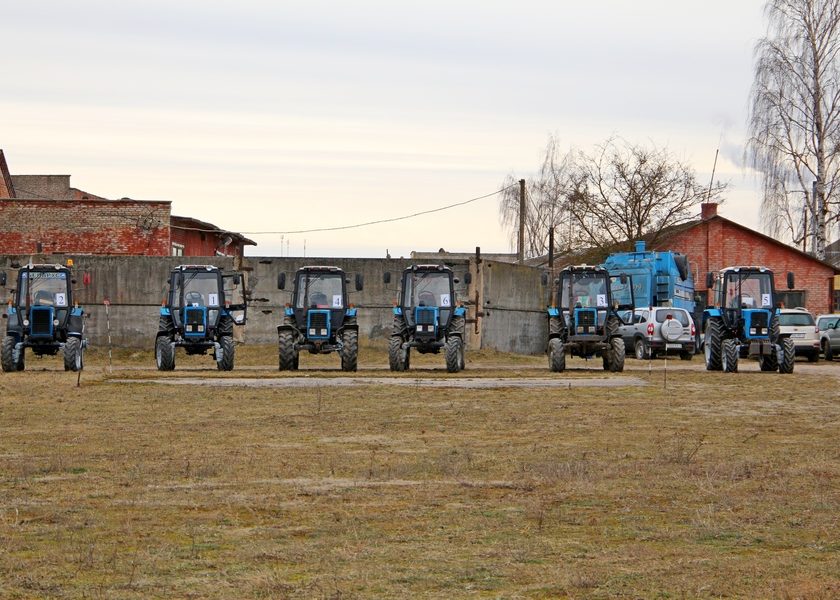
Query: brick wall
[[0, 199, 171, 256], [656, 216, 836, 315]]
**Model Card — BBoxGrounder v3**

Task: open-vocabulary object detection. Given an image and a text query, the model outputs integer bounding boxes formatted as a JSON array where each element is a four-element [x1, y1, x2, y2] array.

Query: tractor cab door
[[609, 274, 635, 324], [223, 272, 247, 325]]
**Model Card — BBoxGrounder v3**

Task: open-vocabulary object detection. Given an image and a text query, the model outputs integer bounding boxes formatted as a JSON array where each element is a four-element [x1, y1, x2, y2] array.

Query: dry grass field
[[1, 344, 839, 599]]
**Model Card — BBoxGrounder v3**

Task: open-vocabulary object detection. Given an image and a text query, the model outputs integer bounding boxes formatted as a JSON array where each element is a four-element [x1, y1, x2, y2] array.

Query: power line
[[170, 184, 516, 236]]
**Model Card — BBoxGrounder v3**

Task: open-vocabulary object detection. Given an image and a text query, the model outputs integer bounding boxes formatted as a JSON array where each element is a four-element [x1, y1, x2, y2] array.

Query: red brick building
[[0, 150, 254, 257], [653, 203, 839, 315]]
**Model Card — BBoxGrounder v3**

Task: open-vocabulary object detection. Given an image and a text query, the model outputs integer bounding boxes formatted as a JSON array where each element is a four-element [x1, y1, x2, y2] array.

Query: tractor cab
[[2, 263, 87, 372], [708, 267, 778, 340], [398, 265, 456, 343]]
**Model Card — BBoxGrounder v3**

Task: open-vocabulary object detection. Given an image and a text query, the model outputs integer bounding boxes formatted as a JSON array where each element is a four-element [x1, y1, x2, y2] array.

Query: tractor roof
[[719, 266, 773, 274], [297, 265, 345, 274], [21, 263, 70, 272], [561, 264, 609, 274], [172, 265, 222, 273], [405, 264, 453, 273]]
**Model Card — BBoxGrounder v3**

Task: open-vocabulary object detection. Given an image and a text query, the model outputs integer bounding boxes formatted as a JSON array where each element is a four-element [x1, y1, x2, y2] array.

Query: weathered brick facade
[[0, 199, 171, 256], [654, 203, 838, 315]]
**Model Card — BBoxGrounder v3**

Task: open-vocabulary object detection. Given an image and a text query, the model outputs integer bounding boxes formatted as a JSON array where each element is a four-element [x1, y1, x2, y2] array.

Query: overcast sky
[[2, 1, 767, 257]]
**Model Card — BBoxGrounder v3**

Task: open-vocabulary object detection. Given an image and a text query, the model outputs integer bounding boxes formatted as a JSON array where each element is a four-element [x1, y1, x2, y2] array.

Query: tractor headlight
[[750, 328, 756, 335], [320, 328, 327, 336], [416, 325, 423, 332], [53, 319, 59, 326], [309, 328, 316, 336], [197, 325, 204, 332], [23, 319, 29, 327]]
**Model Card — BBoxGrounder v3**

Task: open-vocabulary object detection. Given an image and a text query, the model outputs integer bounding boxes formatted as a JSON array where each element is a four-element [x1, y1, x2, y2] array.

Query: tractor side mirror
[[71, 279, 77, 285], [0, 272, 6, 286], [233, 274, 242, 286], [620, 273, 628, 284], [541, 272, 548, 286], [464, 272, 472, 285], [706, 272, 714, 289], [383, 272, 391, 284], [278, 273, 286, 290], [355, 273, 364, 291], [787, 272, 795, 290], [453, 277, 460, 284]]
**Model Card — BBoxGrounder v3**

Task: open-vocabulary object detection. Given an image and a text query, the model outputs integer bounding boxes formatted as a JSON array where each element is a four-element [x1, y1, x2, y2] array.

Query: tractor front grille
[[30, 307, 53, 337], [184, 307, 207, 336], [307, 310, 331, 339], [746, 310, 770, 337], [573, 308, 598, 334], [416, 308, 436, 326]]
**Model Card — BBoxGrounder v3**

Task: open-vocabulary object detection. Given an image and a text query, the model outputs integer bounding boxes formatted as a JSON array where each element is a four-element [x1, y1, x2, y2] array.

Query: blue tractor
[[1, 263, 88, 372], [546, 265, 634, 372], [155, 265, 246, 371], [386, 264, 469, 373], [277, 266, 363, 371], [703, 266, 795, 373]]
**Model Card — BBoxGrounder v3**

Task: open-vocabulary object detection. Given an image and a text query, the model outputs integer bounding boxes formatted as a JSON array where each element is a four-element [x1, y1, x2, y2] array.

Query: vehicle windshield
[[19, 271, 69, 307], [296, 273, 344, 309], [779, 313, 815, 326], [174, 271, 222, 307], [560, 272, 609, 309], [725, 272, 773, 309], [403, 271, 452, 308]]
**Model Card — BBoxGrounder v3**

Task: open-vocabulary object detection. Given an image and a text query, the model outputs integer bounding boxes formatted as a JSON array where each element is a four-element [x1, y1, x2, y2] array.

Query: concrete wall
[[0, 255, 549, 354]]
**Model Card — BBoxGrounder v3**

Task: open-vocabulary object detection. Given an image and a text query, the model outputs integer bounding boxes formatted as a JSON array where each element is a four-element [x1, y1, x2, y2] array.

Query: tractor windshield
[[560, 272, 609, 310], [296, 273, 344, 309], [19, 271, 70, 308], [403, 271, 453, 308], [725, 272, 774, 309], [174, 271, 222, 307]]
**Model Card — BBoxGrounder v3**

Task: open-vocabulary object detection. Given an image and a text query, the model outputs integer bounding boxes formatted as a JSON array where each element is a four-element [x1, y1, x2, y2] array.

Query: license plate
[[666, 343, 682, 350], [791, 333, 805, 338]]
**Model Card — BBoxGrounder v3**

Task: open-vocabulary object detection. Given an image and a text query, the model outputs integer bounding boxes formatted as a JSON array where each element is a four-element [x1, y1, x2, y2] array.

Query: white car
[[619, 306, 696, 360], [778, 308, 819, 362]]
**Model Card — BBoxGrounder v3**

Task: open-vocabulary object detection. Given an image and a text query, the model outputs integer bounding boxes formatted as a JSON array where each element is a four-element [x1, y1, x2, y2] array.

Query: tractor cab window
[[725, 272, 773, 309], [296, 273, 343, 309], [174, 271, 222, 307], [560, 273, 609, 310], [403, 272, 452, 308], [20, 271, 69, 307]]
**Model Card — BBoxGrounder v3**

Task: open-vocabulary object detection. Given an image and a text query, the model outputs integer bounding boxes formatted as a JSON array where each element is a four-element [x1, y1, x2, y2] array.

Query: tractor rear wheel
[[340, 329, 359, 372], [609, 337, 625, 372], [722, 338, 739, 372], [548, 338, 565, 372], [278, 330, 298, 371], [704, 318, 723, 371], [217, 335, 235, 371], [155, 336, 175, 371], [389, 335, 408, 371], [1, 336, 21, 372], [64, 337, 84, 372], [445, 335, 463, 373], [779, 338, 795, 373], [759, 347, 779, 371]]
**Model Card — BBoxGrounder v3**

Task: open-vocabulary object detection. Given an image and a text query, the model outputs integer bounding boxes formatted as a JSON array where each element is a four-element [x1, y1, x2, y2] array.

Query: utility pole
[[518, 178, 526, 263]]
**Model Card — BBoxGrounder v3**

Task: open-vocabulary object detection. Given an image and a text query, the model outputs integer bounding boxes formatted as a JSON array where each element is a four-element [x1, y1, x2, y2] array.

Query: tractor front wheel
[[389, 335, 408, 372], [64, 337, 84, 372], [278, 330, 298, 371], [704, 319, 723, 371], [1, 336, 22, 372], [155, 336, 175, 371], [340, 329, 359, 372], [609, 337, 625, 372], [217, 335, 235, 371], [548, 338, 565, 372], [445, 335, 464, 373], [779, 338, 795, 374], [722, 338, 739, 372]]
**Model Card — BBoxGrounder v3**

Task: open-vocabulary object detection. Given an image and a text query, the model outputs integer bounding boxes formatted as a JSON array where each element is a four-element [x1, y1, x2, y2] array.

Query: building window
[[172, 243, 184, 257], [777, 291, 806, 309]]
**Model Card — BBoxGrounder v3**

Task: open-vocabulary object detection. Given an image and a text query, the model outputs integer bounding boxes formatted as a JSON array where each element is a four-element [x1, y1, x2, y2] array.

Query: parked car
[[619, 306, 696, 360], [778, 308, 820, 362], [816, 313, 840, 360]]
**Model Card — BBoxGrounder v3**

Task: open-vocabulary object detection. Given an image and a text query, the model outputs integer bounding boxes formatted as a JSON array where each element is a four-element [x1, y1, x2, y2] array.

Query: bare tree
[[498, 134, 576, 257], [567, 138, 726, 251], [748, 0, 840, 259]]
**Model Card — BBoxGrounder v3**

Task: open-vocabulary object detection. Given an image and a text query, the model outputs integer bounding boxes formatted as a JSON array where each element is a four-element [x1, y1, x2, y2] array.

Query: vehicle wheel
[[155, 336, 175, 371], [2, 336, 24, 372], [634, 338, 648, 360], [340, 329, 358, 372], [278, 330, 297, 371], [445, 335, 463, 373], [759, 351, 778, 371], [808, 349, 819, 363], [704, 318, 723, 371], [823, 340, 833, 361], [722, 338, 739, 373], [63, 337, 84, 372], [779, 338, 795, 374], [389, 335, 407, 372], [217, 335, 235, 371], [548, 338, 565, 373], [679, 350, 693, 361], [609, 337, 625, 372]]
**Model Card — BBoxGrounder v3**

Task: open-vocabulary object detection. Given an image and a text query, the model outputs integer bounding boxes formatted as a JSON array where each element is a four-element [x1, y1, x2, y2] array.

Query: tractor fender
[[345, 307, 358, 318], [284, 307, 295, 317], [67, 314, 84, 337], [547, 307, 560, 318], [160, 307, 172, 317], [277, 323, 297, 335], [392, 306, 403, 316], [704, 308, 722, 318], [454, 306, 466, 317]]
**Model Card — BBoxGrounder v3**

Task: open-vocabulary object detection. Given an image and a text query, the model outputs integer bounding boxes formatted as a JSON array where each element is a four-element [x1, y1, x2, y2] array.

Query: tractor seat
[[34, 290, 54, 306], [310, 293, 328, 308], [185, 291, 204, 306], [418, 292, 436, 307]]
